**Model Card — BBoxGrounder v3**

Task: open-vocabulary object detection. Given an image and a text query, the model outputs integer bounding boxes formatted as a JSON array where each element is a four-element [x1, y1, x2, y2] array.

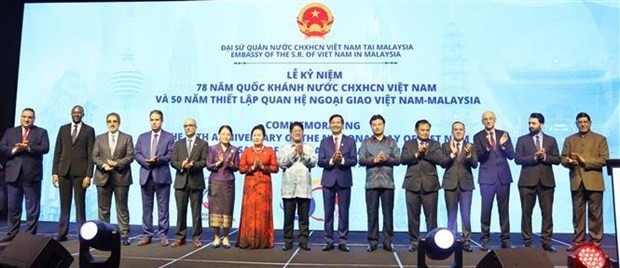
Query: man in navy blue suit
[[0, 108, 49, 241], [318, 114, 357, 252]]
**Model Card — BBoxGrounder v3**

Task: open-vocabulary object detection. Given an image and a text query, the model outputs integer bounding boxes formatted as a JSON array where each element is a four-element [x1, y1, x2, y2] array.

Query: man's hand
[[82, 177, 91, 189], [52, 174, 59, 188], [146, 156, 157, 166], [499, 132, 509, 145], [464, 143, 473, 157], [571, 153, 585, 165]]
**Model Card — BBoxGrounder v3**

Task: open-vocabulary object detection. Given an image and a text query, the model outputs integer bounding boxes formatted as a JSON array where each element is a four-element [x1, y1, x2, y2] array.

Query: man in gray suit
[[92, 112, 134, 246], [440, 121, 478, 252], [401, 119, 448, 252], [515, 113, 560, 252], [170, 118, 208, 248]]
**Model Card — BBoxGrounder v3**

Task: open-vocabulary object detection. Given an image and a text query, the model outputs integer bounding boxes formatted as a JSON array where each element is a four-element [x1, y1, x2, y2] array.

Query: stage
[[0, 221, 617, 267]]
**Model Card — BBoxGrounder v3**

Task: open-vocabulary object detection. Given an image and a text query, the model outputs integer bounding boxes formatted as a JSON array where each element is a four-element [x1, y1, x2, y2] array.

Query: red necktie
[[456, 142, 461, 158], [334, 137, 339, 152], [489, 132, 496, 149], [22, 128, 29, 142]]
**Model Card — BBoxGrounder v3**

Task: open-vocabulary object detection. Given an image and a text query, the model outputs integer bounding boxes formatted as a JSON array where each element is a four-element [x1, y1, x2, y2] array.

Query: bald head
[[481, 111, 496, 130]]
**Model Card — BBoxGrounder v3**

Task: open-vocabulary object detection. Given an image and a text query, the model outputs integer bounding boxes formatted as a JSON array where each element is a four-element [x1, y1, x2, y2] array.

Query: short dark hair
[[289, 121, 304, 132], [218, 125, 233, 136], [329, 114, 343, 124], [107, 112, 121, 124], [251, 124, 266, 136], [415, 119, 431, 129], [369, 114, 385, 125], [451, 121, 465, 129], [150, 109, 164, 121], [576, 112, 591, 122], [22, 108, 35, 117], [529, 113, 545, 124]]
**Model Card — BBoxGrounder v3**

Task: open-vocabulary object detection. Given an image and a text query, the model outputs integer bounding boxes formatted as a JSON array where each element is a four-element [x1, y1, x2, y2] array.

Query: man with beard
[[52, 105, 95, 241], [514, 113, 560, 252], [561, 112, 609, 251]]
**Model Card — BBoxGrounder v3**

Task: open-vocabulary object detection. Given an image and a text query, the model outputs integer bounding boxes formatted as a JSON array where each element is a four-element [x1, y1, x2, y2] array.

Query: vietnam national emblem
[[297, 3, 334, 39]]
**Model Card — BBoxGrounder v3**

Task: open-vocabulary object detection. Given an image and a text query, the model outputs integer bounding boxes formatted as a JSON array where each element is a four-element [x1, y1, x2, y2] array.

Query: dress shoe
[[480, 243, 489, 251], [192, 239, 202, 248], [501, 242, 513, 249], [137, 237, 151, 246], [282, 242, 293, 251], [366, 245, 378, 252], [523, 242, 531, 247], [0, 236, 14, 243], [171, 240, 185, 247], [160, 238, 170, 247], [567, 243, 582, 252], [222, 237, 230, 249], [383, 243, 395, 252], [55, 236, 67, 242], [338, 244, 350, 252], [542, 244, 557, 252], [463, 245, 473, 252], [322, 243, 335, 251], [299, 243, 311, 251], [121, 238, 131, 246], [211, 240, 221, 248], [408, 244, 418, 252]]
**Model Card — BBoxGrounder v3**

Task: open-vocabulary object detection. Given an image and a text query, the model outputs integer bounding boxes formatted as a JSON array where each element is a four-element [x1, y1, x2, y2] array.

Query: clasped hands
[[216, 151, 235, 168], [565, 152, 585, 166]]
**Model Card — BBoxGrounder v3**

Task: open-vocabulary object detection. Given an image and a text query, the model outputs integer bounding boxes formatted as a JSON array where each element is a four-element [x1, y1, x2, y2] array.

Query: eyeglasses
[[183, 124, 196, 128]]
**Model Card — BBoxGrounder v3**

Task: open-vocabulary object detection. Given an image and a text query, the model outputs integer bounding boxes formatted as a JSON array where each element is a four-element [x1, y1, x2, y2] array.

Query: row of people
[[0, 107, 608, 254]]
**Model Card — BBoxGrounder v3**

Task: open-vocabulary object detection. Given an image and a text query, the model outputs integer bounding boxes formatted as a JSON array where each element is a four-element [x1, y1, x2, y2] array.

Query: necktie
[[22, 128, 29, 142], [71, 125, 78, 143], [187, 139, 193, 156], [535, 135, 541, 150], [334, 137, 339, 152], [110, 134, 116, 155], [456, 142, 461, 158], [151, 133, 159, 157], [489, 132, 496, 149]]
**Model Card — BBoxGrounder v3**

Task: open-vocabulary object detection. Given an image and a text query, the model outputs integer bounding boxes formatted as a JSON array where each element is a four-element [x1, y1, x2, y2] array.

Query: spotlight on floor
[[418, 228, 462, 268], [567, 243, 618, 268], [79, 220, 121, 268]]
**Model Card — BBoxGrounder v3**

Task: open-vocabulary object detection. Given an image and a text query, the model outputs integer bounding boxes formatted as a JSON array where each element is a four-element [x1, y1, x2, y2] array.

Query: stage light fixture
[[79, 220, 121, 268], [567, 243, 618, 268], [418, 228, 462, 268]]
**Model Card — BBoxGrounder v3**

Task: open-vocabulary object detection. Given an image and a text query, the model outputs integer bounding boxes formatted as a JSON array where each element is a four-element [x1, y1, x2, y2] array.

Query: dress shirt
[[359, 136, 400, 189], [277, 142, 317, 199]]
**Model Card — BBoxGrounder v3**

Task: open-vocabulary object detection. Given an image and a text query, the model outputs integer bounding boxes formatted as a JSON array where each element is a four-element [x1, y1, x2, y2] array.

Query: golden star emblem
[[311, 9, 320, 17]]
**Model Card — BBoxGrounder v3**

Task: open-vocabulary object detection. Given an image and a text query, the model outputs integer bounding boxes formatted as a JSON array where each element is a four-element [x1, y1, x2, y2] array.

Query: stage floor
[[0, 221, 617, 267]]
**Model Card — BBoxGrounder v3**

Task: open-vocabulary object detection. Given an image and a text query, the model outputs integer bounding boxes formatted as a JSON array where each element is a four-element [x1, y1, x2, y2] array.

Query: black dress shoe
[[408, 244, 418, 252], [282, 243, 293, 251], [366, 245, 377, 252], [480, 243, 489, 251], [322, 243, 335, 251], [122, 238, 131, 246], [383, 243, 395, 252], [55, 236, 68, 242], [523, 242, 531, 247], [463, 245, 473, 252], [500, 242, 513, 249], [299, 244, 311, 251], [542, 244, 557, 252], [566, 243, 582, 252], [0, 236, 14, 243], [338, 244, 350, 252]]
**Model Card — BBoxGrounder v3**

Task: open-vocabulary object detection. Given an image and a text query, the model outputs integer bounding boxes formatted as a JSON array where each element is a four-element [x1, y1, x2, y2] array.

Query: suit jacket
[[401, 139, 448, 192], [134, 130, 174, 185], [0, 126, 50, 183], [515, 133, 560, 187], [440, 141, 478, 191], [92, 131, 134, 187], [473, 129, 514, 184], [52, 123, 95, 178], [171, 137, 208, 190], [317, 134, 357, 187], [561, 131, 608, 191]]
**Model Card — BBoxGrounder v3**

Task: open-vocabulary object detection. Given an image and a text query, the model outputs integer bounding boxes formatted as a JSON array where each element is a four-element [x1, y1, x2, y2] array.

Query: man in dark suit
[[170, 118, 207, 249], [515, 113, 560, 252], [134, 110, 174, 247], [474, 110, 515, 250], [317, 114, 357, 252], [0, 108, 49, 241], [92, 112, 134, 246], [440, 121, 478, 252], [401, 119, 448, 252], [52, 105, 95, 241], [561, 112, 609, 251]]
